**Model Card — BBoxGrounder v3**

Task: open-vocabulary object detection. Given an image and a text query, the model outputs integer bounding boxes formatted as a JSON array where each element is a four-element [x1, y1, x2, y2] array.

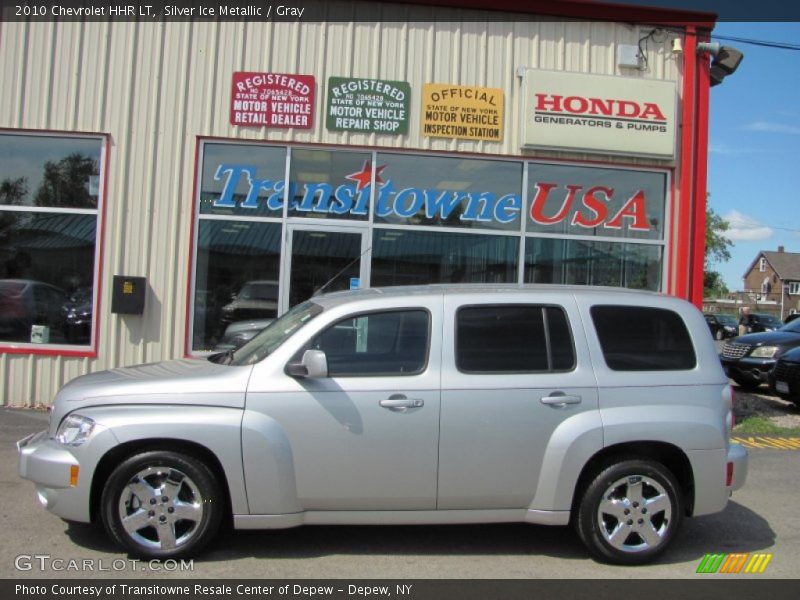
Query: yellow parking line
[[731, 436, 800, 450]]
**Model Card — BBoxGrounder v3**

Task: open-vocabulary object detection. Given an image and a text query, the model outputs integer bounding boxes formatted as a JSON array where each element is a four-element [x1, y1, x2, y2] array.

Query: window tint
[[310, 310, 429, 377], [590, 306, 696, 371], [456, 305, 574, 373]]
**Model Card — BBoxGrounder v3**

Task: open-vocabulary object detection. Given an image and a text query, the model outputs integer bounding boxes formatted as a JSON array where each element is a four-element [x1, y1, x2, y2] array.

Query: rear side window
[[590, 305, 696, 371], [456, 305, 575, 373]]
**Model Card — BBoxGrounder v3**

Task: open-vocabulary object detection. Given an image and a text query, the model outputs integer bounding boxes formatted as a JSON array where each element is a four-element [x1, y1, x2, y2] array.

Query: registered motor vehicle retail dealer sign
[[421, 84, 504, 142], [230, 72, 315, 129], [520, 69, 676, 158], [326, 77, 410, 134]]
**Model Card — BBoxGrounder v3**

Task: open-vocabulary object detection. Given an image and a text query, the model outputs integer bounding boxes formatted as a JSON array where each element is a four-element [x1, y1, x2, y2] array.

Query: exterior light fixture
[[697, 42, 744, 86]]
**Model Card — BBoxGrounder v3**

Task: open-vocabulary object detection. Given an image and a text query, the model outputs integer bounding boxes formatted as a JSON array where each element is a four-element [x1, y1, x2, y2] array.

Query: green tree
[[704, 206, 734, 298]]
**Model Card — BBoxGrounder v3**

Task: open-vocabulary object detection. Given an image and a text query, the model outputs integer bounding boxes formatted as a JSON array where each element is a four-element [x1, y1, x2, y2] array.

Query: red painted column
[[690, 31, 712, 308], [675, 26, 697, 300]]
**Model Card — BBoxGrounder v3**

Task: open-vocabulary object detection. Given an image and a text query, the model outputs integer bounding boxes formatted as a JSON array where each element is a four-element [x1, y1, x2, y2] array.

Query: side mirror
[[285, 349, 328, 379]]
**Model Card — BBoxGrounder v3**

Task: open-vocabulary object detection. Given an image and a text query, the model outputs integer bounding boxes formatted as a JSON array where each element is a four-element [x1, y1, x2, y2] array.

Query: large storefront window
[[193, 220, 281, 351], [190, 140, 669, 353], [372, 229, 518, 286], [524, 238, 662, 290], [526, 164, 667, 241], [201, 143, 286, 218], [287, 149, 372, 221], [373, 154, 523, 231], [0, 133, 103, 349]]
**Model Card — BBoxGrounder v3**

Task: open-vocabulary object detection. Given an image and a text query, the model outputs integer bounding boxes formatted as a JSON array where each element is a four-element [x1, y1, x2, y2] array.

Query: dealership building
[[0, 0, 718, 405]]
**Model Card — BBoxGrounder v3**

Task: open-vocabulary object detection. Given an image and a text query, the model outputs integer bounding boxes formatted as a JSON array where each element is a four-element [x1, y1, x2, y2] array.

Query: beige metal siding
[[0, 6, 684, 406]]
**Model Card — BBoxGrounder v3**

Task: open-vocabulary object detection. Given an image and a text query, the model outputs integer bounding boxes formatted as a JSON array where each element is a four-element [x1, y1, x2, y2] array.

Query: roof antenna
[[313, 246, 372, 298]]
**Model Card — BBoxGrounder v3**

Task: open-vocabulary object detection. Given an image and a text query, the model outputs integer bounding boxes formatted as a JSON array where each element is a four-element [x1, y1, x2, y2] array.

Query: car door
[[244, 298, 442, 512], [437, 292, 600, 510]]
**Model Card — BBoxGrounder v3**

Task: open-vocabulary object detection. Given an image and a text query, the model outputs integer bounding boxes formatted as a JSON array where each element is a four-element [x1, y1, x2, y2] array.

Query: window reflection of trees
[[0, 135, 101, 346]]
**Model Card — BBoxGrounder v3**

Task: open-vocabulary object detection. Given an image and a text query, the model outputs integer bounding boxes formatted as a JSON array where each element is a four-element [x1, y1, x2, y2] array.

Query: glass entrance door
[[285, 226, 367, 311]]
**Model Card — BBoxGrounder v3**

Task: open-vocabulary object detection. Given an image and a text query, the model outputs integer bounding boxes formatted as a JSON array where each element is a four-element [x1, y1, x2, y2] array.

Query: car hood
[[732, 331, 800, 347], [223, 299, 278, 312], [49, 358, 253, 433], [779, 346, 800, 363]]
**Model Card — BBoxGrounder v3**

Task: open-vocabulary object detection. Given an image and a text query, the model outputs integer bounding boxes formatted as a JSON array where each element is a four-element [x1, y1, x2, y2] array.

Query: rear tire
[[100, 451, 222, 559], [575, 458, 683, 565]]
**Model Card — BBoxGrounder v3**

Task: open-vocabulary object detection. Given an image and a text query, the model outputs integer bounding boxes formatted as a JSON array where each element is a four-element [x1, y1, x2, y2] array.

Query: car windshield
[[757, 314, 782, 327], [239, 282, 278, 301], [717, 315, 736, 326], [0, 281, 27, 297], [227, 301, 323, 366]]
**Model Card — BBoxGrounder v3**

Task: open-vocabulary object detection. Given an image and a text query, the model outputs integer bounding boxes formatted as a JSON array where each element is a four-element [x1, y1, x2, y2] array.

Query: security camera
[[671, 38, 683, 55]]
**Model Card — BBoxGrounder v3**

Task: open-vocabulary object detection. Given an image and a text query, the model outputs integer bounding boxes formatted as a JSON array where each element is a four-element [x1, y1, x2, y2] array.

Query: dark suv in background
[[704, 313, 737, 340], [721, 319, 800, 388], [739, 312, 783, 334]]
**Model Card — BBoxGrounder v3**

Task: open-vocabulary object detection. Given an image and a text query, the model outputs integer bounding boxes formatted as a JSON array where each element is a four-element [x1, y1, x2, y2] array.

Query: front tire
[[575, 458, 683, 565], [100, 451, 222, 559], [715, 329, 724, 340]]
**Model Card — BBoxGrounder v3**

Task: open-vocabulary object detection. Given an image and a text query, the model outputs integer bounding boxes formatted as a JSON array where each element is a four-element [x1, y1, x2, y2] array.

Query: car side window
[[309, 310, 430, 377], [590, 305, 697, 371], [455, 305, 575, 373]]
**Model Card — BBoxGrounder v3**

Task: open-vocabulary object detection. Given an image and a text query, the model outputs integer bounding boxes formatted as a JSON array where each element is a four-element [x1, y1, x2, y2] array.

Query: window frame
[[454, 303, 577, 375], [0, 129, 108, 358], [300, 307, 432, 378]]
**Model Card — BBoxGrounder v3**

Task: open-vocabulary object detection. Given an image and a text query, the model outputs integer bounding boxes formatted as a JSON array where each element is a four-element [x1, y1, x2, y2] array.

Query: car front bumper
[[720, 357, 776, 382], [17, 427, 117, 523]]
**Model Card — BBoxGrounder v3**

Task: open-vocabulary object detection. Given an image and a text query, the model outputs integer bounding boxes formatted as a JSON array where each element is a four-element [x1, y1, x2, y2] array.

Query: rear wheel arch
[[571, 441, 695, 518]]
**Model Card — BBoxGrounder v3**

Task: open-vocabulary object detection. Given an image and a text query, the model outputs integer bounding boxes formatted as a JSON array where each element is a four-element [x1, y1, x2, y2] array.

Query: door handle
[[379, 394, 424, 411], [540, 393, 582, 407]]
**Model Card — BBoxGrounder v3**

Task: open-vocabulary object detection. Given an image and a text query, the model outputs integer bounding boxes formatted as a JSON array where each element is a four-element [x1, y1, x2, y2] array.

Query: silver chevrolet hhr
[[18, 285, 747, 565]]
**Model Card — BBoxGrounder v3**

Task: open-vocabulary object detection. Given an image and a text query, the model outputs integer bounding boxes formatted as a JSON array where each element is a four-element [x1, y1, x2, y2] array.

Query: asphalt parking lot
[[2, 408, 798, 580]]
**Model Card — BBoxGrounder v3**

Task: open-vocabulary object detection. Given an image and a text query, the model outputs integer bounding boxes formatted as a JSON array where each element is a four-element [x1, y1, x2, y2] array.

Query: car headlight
[[750, 345, 779, 358], [56, 414, 96, 446]]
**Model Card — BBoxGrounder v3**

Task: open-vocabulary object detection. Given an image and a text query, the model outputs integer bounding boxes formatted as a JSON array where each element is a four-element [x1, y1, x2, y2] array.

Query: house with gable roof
[[742, 246, 800, 318]]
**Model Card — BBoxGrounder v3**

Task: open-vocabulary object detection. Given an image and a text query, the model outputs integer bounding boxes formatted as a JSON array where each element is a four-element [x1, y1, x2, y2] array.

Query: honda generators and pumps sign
[[520, 69, 676, 158]]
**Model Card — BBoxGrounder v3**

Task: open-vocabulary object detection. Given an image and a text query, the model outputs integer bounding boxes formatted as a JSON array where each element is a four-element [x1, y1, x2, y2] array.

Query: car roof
[[310, 283, 666, 309]]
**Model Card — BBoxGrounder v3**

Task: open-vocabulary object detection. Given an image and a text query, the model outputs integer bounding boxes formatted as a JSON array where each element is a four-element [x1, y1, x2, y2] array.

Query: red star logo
[[345, 161, 386, 192]]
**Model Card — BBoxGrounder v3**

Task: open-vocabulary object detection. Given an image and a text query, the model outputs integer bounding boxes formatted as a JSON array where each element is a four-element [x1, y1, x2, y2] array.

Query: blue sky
[[706, 22, 800, 290]]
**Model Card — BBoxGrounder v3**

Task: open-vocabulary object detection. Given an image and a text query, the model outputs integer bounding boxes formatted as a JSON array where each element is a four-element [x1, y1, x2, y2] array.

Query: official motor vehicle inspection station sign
[[421, 84, 504, 142], [326, 77, 410, 134], [230, 72, 315, 129]]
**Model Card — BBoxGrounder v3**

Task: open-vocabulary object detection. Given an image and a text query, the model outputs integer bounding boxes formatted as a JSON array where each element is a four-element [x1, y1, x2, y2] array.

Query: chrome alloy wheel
[[118, 466, 204, 551], [596, 474, 672, 553]]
